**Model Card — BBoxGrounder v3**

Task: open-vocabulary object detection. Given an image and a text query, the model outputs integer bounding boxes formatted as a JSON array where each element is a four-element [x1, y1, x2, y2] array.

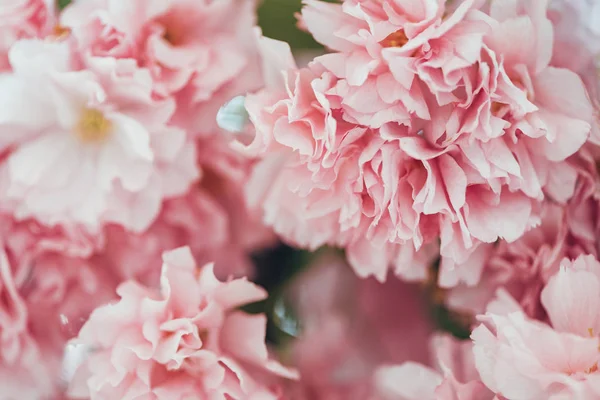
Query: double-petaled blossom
[[243, 0, 593, 281], [69, 247, 296, 399]]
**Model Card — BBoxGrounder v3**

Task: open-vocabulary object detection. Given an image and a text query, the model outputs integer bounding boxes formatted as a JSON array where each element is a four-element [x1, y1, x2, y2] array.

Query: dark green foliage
[[58, 0, 71, 10], [258, 0, 326, 49], [430, 304, 472, 340], [250, 245, 313, 345]]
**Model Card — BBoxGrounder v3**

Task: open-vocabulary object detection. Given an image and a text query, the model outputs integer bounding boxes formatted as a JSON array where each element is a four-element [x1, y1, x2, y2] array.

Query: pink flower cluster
[[0, 0, 277, 397], [237, 0, 600, 398], [2, 0, 600, 398]]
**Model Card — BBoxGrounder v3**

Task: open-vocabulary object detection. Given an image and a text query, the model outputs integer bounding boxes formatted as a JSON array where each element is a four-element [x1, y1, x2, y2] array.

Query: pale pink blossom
[[61, 0, 264, 134], [244, 39, 443, 280], [0, 0, 55, 71], [0, 38, 198, 233], [244, 35, 538, 280], [69, 247, 295, 400], [245, 0, 593, 280], [472, 255, 600, 399]]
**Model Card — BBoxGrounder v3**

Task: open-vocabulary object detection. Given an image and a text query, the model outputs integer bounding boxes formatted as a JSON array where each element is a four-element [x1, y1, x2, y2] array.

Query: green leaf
[[58, 0, 72, 10], [258, 0, 322, 49]]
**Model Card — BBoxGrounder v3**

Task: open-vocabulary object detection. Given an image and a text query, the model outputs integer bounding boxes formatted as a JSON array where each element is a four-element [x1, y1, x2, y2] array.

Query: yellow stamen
[[52, 25, 71, 40], [75, 108, 112, 143], [586, 363, 599, 374], [381, 30, 409, 48]]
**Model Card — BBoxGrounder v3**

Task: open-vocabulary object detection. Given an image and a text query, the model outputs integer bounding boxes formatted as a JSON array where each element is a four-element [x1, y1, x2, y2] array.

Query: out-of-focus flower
[[60, 0, 264, 135], [472, 254, 600, 399], [69, 247, 296, 399], [0, 38, 198, 233], [279, 251, 433, 399], [0, 215, 115, 398], [0, 0, 55, 71]]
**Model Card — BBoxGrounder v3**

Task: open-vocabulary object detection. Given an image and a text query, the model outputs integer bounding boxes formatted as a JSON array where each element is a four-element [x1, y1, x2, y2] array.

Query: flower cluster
[[0, 0, 277, 397], [237, 0, 600, 398], [2, 0, 600, 398]]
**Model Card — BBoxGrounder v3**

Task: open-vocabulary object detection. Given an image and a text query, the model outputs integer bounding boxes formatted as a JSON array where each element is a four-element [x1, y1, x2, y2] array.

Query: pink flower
[[69, 247, 295, 399], [244, 42, 442, 280], [61, 0, 264, 135], [244, 38, 532, 279], [471, 255, 600, 399], [373, 334, 493, 400], [0, 0, 55, 71], [0, 38, 198, 233], [245, 0, 593, 280]]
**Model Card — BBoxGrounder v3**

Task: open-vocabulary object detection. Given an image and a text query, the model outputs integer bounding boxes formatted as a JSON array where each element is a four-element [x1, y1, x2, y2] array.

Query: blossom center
[[75, 108, 112, 143], [158, 14, 186, 46], [52, 25, 71, 39], [163, 28, 182, 46], [381, 30, 409, 48]]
